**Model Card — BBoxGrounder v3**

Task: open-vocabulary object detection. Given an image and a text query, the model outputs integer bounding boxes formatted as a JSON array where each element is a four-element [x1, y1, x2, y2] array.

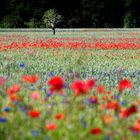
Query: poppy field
[[0, 30, 140, 140]]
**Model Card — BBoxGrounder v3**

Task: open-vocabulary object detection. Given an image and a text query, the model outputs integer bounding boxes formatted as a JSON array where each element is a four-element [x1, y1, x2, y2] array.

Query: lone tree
[[43, 9, 62, 35]]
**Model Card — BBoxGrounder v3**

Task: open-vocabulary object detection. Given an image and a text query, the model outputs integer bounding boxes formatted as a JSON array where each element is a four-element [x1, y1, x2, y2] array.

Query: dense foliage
[[0, 0, 140, 28]]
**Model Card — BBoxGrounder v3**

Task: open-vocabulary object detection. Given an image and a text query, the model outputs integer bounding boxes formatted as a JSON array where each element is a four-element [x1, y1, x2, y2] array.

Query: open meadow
[[0, 30, 140, 140]]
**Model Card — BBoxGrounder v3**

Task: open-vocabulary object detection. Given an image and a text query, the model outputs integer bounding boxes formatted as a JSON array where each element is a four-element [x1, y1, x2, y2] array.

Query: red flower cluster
[[130, 119, 140, 133], [22, 75, 38, 84], [70, 79, 95, 96], [6, 84, 20, 95], [47, 76, 64, 93], [2, 36, 140, 51], [45, 123, 57, 131], [90, 128, 102, 135], [117, 79, 133, 93], [95, 85, 105, 94], [106, 100, 119, 111], [28, 110, 40, 118], [54, 113, 64, 120], [119, 105, 138, 118]]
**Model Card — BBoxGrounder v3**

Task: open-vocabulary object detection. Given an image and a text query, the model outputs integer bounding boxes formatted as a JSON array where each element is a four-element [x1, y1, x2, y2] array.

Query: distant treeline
[[0, 0, 140, 28]]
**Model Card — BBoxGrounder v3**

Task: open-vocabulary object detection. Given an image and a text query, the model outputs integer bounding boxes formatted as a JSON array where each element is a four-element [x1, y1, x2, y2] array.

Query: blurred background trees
[[0, 0, 139, 28]]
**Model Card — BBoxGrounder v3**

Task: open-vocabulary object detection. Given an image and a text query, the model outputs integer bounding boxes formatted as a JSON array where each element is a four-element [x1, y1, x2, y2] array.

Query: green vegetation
[[0, 0, 140, 28]]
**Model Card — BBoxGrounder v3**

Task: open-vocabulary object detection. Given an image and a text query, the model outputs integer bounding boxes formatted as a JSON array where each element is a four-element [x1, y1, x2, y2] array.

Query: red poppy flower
[[9, 94, 18, 101], [102, 96, 108, 101], [22, 75, 38, 84], [86, 79, 95, 89], [137, 118, 140, 124], [6, 84, 20, 95], [128, 105, 138, 114], [130, 123, 140, 133], [70, 80, 87, 96], [117, 79, 133, 93], [106, 101, 119, 111], [119, 105, 138, 118], [45, 123, 57, 131], [47, 76, 64, 92], [70, 79, 94, 96], [28, 110, 40, 118], [130, 118, 140, 133], [54, 113, 64, 120], [90, 128, 102, 135], [119, 108, 130, 118], [95, 85, 105, 94]]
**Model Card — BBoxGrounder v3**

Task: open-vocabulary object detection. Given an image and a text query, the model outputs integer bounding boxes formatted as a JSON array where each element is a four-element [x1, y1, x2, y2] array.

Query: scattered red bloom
[[100, 104, 106, 110], [1, 36, 140, 50], [70, 79, 94, 96], [106, 100, 119, 111], [95, 85, 105, 94], [117, 79, 133, 93], [70, 80, 87, 96], [128, 105, 138, 114], [119, 105, 138, 118], [47, 76, 64, 92], [54, 113, 64, 120], [119, 108, 130, 118], [90, 128, 102, 135], [45, 123, 57, 131], [106, 91, 112, 94], [28, 110, 40, 118], [6, 84, 20, 95], [9, 94, 18, 101], [102, 96, 108, 101], [130, 119, 140, 133], [86, 79, 95, 89], [22, 75, 38, 84]]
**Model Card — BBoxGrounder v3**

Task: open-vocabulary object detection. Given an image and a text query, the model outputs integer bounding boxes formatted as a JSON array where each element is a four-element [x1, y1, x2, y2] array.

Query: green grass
[[1, 30, 140, 39], [0, 48, 140, 85], [1, 31, 140, 140]]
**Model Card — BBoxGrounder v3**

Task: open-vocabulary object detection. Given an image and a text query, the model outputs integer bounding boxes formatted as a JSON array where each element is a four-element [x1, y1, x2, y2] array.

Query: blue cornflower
[[3, 107, 10, 112], [13, 100, 19, 105], [63, 83, 69, 89], [19, 63, 25, 69], [120, 100, 127, 106], [31, 130, 39, 137], [112, 95, 120, 99], [105, 135, 110, 140], [46, 92, 52, 97], [48, 71, 55, 77], [132, 130, 138, 135], [0, 117, 7, 123], [41, 86, 46, 91]]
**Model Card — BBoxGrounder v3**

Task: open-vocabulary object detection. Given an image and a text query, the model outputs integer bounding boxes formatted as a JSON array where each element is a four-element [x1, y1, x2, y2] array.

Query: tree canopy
[[0, 0, 140, 28]]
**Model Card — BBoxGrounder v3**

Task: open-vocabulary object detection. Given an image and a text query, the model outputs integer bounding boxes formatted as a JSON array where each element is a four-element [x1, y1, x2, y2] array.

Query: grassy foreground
[[0, 48, 140, 85], [0, 48, 140, 140], [1, 30, 140, 140]]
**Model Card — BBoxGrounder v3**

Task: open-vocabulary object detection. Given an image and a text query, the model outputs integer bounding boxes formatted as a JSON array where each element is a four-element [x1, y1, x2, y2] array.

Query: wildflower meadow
[[0, 30, 140, 140]]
